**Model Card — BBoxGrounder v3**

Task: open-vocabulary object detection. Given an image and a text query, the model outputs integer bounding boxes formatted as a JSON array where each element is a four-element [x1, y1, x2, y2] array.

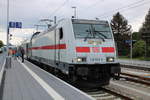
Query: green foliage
[[147, 46, 150, 57], [132, 40, 145, 57], [0, 40, 4, 48], [139, 9, 150, 57], [111, 12, 131, 36], [139, 9, 150, 41], [139, 9, 150, 34], [111, 12, 131, 56], [140, 9, 150, 32], [132, 32, 141, 41]]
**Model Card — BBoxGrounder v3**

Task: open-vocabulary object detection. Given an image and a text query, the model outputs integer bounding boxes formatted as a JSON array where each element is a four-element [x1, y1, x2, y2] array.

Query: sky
[[0, 0, 150, 45]]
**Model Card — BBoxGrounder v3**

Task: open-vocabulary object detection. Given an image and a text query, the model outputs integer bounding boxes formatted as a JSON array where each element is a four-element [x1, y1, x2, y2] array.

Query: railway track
[[120, 64, 150, 71], [80, 87, 129, 100], [120, 72, 150, 86], [120, 67, 150, 86], [102, 67, 150, 100], [89, 67, 150, 100], [105, 79, 150, 100]]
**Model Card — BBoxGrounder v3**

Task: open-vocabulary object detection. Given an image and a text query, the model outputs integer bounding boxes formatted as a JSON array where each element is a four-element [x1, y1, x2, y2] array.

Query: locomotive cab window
[[59, 28, 63, 40], [73, 23, 112, 39]]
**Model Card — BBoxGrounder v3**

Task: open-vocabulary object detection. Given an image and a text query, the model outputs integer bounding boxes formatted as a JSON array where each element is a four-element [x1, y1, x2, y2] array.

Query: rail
[[120, 72, 150, 86]]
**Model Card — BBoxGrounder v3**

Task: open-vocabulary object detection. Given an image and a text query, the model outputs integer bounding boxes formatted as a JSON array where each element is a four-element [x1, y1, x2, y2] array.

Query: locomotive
[[24, 19, 120, 85]]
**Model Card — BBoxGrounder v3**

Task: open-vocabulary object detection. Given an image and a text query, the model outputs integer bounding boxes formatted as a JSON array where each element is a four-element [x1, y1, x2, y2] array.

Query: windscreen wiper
[[94, 31, 105, 41], [84, 28, 92, 41], [94, 31, 107, 38], [91, 26, 106, 42]]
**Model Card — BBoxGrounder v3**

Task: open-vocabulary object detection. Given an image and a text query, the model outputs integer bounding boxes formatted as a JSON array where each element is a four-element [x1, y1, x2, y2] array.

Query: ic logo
[[91, 47, 101, 53]]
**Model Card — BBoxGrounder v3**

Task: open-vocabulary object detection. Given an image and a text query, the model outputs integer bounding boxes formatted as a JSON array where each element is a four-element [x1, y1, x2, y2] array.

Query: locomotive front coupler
[[110, 63, 121, 80]]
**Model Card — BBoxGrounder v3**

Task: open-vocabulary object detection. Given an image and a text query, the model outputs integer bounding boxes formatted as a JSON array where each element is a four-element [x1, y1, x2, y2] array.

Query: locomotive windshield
[[73, 23, 112, 39]]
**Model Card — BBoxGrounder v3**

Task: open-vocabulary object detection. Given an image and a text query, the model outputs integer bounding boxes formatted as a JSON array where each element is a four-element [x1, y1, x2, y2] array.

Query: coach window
[[59, 28, 63, 40]]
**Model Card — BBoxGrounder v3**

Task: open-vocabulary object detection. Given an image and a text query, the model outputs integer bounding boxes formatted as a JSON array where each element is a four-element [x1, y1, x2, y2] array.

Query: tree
[[132, 40, 145, 57], [0, 40, 4, 48], [139, 9, 150, 57], [111, 12, 131, 36], [140, 9, 150, 40], [111, 12, 131, 56], [132, 32, 141, 41]]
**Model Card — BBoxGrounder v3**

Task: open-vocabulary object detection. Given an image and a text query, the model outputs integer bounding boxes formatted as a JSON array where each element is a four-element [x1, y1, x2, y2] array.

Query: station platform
[[0, 53, 6, 70], [0, 57, 94, 100]]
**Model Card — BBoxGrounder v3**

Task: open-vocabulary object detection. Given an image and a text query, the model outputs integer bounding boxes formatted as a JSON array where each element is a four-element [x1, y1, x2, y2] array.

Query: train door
[[29, 41, 32, 59], [57, 27, 63, 63], [26, 43, 29, 59]]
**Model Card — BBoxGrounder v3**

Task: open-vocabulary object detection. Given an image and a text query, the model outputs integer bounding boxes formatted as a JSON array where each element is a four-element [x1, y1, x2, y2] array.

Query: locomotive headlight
[[77, 58, 82, 62], [107, 57, 114, 62], [76, 57, 86, 62]]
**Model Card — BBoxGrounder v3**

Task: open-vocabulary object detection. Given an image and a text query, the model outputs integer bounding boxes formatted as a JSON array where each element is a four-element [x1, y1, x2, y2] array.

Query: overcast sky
[[0, 0, 150, 45]]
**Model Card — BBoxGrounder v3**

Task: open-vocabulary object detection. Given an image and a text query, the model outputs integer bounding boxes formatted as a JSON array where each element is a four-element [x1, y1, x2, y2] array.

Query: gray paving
[[24, 60, 94, 100], [2, 58, 94, 100], [2, 59, 53, 100]]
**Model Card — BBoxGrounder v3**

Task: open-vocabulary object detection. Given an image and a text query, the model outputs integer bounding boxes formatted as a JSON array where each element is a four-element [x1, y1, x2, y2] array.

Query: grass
[[118, 56, 150, 61]]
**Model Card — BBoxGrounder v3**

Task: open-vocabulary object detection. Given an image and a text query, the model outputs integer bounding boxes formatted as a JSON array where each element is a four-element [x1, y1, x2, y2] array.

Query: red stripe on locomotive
[[102, 47, 115, 53], [76, 47, 90, 53], [29, 44, 66, 50]]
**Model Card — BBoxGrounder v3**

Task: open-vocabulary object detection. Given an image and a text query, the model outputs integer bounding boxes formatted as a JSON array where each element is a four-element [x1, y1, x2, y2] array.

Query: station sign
[[125, 40, 136, 44], [9, 22, 22, 28], [125, 40, 132, 44]]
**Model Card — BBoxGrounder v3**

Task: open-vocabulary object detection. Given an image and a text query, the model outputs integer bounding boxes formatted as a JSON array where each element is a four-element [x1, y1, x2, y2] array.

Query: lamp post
[[129, 25, 133, 63], [130, 31, 133, 63], [6, 0, 10, 56], [72, 6, 77, 18], [6, 0, 12, 68]]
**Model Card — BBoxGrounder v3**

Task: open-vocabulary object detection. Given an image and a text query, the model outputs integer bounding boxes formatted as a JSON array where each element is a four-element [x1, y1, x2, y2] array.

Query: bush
[[132, 40, 145, 57], [147, 46, 150, 57], [0, 40, 4, 48]]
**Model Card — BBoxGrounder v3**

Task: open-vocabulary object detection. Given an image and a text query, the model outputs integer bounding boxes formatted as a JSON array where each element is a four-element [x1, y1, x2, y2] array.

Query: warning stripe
[[29, 44, 115, 53], [102, 47, 115, 53], [76, 47, 115, 53], [76, 47, 90, 53], [29, 44, 66, 50]]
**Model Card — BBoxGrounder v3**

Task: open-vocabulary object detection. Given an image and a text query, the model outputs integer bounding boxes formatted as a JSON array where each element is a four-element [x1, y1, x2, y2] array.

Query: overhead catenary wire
[[49, 0, 70, 18], [54, 0, 105, 20], [95, 0, 150, 19], [95, 0, 150, 32], [79, 0, 105, 13], [102, 1, 150, 22], [36, 0, 69, 28], [124, 2, 150, 20]]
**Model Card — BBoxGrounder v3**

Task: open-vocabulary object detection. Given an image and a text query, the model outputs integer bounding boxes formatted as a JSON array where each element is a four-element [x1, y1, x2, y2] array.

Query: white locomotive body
[[27, 19, 120, 85]]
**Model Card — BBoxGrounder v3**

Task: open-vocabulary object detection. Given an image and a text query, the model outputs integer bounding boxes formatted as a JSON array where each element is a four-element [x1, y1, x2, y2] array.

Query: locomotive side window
[[59, 28, 63, 40]]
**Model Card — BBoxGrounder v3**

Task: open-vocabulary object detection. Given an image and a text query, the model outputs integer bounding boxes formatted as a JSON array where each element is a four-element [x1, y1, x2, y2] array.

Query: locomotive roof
[[72, 19, 108, 24], [31, 18, 109, 39]]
